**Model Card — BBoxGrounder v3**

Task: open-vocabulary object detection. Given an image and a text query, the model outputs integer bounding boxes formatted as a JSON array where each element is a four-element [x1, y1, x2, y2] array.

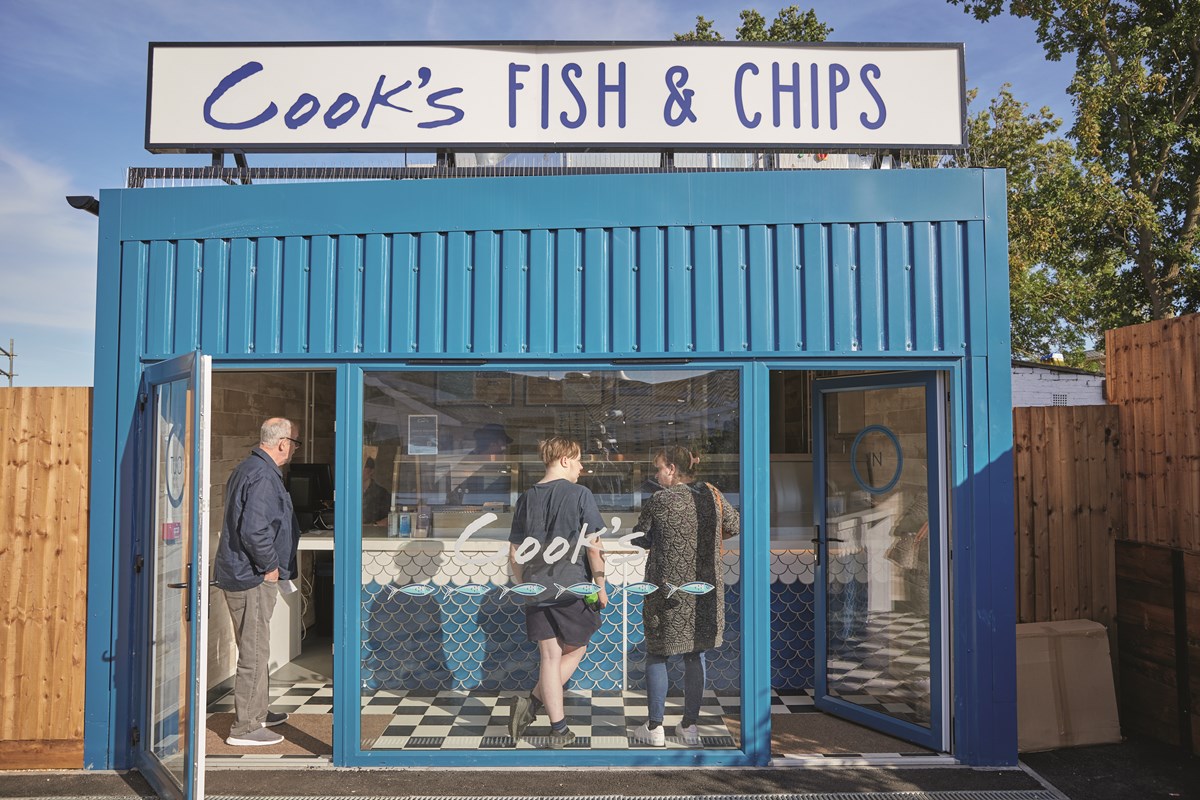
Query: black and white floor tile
[[207, 611, 932, 755]]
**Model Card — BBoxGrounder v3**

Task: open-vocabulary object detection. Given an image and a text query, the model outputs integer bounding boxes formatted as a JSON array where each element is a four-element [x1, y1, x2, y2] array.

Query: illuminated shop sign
[[146, 42, 965, 153]]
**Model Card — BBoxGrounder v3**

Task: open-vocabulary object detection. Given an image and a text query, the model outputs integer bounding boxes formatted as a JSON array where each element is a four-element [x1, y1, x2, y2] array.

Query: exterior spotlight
[[66, 195, 100, 216]]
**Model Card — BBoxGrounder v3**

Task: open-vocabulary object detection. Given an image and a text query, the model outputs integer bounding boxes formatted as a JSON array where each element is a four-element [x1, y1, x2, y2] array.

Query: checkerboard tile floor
[[207, 612, 932, 753]]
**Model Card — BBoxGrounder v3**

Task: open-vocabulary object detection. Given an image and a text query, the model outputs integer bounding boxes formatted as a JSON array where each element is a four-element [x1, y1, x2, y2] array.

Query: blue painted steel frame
[[83, 168, 1015, 770], [336, 361, 769, 767], [131, 353, 205, 798], [811, 370, 946, 750]]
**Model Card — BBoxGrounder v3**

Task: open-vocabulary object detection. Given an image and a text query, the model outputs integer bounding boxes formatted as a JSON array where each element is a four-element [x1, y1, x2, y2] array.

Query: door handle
[[167, 563, 193, 621]]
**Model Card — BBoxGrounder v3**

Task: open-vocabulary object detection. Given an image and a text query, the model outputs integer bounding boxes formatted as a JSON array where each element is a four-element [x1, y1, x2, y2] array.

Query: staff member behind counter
[[447, 423, 513, 506], [363, 456, 391, 526]]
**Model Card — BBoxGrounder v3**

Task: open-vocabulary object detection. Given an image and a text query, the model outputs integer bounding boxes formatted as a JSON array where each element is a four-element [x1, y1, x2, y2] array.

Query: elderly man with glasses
[[214, 417, 302, 746]]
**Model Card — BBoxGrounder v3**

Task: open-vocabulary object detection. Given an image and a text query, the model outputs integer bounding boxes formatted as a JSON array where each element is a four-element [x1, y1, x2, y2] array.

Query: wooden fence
[[0, 387, 91, 769], [1013, 405, 1123, 629], [1107, 314, 1200, 553], [1115, 541, 1200, 755]]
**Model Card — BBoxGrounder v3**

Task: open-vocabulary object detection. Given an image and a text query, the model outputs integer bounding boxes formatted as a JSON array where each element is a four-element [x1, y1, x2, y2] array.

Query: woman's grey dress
[[636, 482, 740, 657]]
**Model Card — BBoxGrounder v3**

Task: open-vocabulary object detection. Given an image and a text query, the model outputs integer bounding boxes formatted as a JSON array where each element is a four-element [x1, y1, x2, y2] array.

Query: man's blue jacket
[[214, 448, 300, 591]]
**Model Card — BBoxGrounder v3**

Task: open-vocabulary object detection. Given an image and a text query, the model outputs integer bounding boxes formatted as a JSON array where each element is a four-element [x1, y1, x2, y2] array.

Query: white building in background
[[1011, 359, 1106, 407]]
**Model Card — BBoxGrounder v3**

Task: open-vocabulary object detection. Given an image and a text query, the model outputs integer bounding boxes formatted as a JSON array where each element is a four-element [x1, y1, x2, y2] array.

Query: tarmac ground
[[0, 736, 1197, 800]]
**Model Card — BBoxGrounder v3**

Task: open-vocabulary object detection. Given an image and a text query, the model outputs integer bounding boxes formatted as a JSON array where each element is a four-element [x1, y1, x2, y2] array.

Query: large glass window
[[358, 369, 741, 751]]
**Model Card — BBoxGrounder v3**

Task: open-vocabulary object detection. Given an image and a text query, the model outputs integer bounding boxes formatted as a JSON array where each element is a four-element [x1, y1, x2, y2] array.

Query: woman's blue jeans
[[646, 650, 707, 723]]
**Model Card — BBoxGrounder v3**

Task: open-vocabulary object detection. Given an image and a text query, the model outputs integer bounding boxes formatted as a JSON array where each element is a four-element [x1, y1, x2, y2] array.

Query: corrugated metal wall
[[90, 169, 1017, 768], [127, 218, 978, 360]]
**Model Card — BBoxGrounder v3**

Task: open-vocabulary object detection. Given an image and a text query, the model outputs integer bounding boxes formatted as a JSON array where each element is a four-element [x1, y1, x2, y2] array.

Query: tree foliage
[[674, 6, 833, 42], [950, 0, 1200, 322], [954, 88, 1120, 360]]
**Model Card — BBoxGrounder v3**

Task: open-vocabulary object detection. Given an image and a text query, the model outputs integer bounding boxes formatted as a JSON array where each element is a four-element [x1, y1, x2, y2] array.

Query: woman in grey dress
[[632, 445, 739, 746]]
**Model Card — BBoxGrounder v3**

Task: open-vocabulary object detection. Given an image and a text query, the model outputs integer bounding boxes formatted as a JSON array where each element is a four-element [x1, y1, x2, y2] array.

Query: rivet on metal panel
[[521, 344, 528, 352], [577, 266, 583, 272], [248, 343, 254, 352], [687, 344, 695, 351], [905, 264, 912, 270], [850, 264, 857, 271], [906, 342, 913, 350], [632, 344, 639, 351]]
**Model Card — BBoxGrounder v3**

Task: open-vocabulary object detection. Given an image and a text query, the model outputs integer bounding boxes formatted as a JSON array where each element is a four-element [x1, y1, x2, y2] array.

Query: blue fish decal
[[394, 583, 437, 597], [451, 583, 493, 596], [667, 581, 715, 598], [613, 581, 659, 597], [555, 581, 602, 599], [503, 582, 548, 598]]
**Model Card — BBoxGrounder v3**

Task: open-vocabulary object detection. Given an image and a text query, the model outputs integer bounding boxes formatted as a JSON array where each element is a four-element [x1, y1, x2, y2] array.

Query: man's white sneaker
[[633, 720, 665, 746], [225, 726, 283, 746], [677, 722, 701, 745]]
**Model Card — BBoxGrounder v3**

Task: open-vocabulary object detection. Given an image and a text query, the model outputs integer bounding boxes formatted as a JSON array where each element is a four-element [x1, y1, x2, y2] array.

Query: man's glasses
[[285, 437, 302, 449]]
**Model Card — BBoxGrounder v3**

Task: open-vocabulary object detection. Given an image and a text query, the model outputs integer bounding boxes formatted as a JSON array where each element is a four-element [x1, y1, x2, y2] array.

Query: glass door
[[135, 353, 212, 799], [812, 372, 946, 751]]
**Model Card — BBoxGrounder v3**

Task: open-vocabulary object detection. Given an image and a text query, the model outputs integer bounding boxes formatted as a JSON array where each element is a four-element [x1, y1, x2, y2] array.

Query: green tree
[[675, 6, 833, 42], [955, 88, 1119, 360], [950, 0, 1200, 322]]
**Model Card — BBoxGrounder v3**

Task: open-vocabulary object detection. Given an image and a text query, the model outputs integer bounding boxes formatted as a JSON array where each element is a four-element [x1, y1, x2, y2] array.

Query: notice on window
[[408, 414, 439, 456]]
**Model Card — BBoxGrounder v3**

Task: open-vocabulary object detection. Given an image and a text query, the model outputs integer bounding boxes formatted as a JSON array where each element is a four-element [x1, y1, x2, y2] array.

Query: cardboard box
[[1016, 619, 1122, 752]]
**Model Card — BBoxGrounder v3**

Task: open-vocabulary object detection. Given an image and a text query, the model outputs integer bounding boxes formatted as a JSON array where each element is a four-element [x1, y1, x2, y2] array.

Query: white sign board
[[146, 42, 965, 153]]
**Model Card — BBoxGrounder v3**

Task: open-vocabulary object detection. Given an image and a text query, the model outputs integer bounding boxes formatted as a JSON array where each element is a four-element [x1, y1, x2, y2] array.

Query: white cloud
[[0, 142, 98, 332]]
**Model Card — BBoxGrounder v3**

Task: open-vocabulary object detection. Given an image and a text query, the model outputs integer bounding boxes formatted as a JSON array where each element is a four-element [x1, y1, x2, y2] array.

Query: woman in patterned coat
[[632, 445, 739, 747]]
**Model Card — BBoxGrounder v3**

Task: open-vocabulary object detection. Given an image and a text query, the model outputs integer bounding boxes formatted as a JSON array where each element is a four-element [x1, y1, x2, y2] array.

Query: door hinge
[[138, 390, 148, 411], [134, 555, 144, 574], [130, 726, 140, 746]]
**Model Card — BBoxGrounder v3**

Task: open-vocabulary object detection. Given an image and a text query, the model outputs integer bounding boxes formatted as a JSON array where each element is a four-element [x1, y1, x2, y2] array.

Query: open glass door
[[812, 372, 946, 751], [136, 352, 212, 800]]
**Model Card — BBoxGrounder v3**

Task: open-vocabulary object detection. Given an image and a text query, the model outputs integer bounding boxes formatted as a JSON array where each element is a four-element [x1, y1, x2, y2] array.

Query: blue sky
[[0, 0, 1074, 386]]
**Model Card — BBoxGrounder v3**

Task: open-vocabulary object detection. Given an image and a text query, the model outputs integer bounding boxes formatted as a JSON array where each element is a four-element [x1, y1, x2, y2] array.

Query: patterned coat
[[635, 481, 740, 656]]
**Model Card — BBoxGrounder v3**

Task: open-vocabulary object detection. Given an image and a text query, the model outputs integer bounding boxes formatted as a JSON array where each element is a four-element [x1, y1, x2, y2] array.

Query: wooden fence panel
[[1115, 541, 1200, 755], [0, 387, 91, 769], [1013, 405, 1122, 628], [1107, 314, 1200, 553]]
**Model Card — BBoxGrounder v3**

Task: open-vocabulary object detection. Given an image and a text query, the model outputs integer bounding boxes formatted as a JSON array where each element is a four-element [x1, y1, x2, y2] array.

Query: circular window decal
[[165, 424, 186, 509], [850, 424, 903, 495]]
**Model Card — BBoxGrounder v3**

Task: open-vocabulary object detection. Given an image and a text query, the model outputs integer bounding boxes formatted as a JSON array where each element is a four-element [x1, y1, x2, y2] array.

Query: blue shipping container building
[[84, 168, 1014, 784]]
